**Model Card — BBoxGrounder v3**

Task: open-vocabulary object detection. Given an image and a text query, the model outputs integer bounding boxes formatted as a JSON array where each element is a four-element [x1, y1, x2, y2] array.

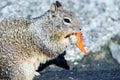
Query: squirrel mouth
[[64, 33, 73, 38], [64, 32, 88, 56]]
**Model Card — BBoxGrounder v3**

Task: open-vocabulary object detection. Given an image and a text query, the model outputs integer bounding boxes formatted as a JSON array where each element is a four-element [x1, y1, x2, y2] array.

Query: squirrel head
[[47, 1, 82, 31], [30, 1, 82, 58]]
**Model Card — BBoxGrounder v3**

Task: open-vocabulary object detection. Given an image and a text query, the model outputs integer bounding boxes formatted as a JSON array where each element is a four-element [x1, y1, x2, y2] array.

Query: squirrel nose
[[79, 28, 81, 31]]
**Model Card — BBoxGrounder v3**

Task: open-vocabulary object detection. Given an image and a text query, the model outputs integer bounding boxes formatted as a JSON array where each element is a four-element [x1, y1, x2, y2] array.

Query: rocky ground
[[35, 69, 120, 80], [0, 0, 120, 80]]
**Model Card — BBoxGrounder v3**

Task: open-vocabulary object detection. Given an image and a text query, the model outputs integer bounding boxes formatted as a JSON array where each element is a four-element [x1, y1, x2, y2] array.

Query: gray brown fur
[[0, 1, 82, 80]]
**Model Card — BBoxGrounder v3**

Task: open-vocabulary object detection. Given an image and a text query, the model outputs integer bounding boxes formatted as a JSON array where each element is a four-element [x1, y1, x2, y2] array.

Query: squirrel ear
[[49, 1, 62, 12], [55, 1, 62, 8]]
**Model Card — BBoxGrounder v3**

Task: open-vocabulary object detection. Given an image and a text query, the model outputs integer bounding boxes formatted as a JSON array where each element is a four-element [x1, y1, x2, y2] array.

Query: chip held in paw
[[73, 32, 88, 55]]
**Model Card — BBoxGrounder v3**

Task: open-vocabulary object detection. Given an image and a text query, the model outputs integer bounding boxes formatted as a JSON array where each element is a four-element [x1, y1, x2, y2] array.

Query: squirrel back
[[0, 1, 82, 80]]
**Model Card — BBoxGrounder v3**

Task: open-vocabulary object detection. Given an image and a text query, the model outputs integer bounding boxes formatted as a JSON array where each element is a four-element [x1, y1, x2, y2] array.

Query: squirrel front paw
[[69, 35, 78, 44], [34, 72, 41, 76]]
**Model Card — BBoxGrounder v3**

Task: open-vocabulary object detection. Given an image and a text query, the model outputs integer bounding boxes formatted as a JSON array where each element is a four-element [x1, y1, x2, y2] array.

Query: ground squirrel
[[0, 1, 82, 80]]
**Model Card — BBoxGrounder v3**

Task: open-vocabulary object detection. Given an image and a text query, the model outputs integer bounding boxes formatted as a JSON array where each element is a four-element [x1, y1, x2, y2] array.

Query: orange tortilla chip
[[73, 32, 88, 55]]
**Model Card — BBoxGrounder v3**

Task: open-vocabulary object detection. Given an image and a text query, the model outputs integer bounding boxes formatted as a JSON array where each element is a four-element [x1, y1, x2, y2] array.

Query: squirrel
[[0, 1, 82, 80]]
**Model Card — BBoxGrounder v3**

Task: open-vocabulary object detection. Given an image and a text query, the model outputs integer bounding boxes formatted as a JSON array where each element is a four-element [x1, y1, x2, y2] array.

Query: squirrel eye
[[64, 18, 70, 23], [63, 17, 71, 24]]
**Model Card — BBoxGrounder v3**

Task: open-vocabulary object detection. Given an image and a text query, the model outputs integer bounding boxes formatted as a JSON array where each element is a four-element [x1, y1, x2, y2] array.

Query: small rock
[[109, 42, 120, 64]]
